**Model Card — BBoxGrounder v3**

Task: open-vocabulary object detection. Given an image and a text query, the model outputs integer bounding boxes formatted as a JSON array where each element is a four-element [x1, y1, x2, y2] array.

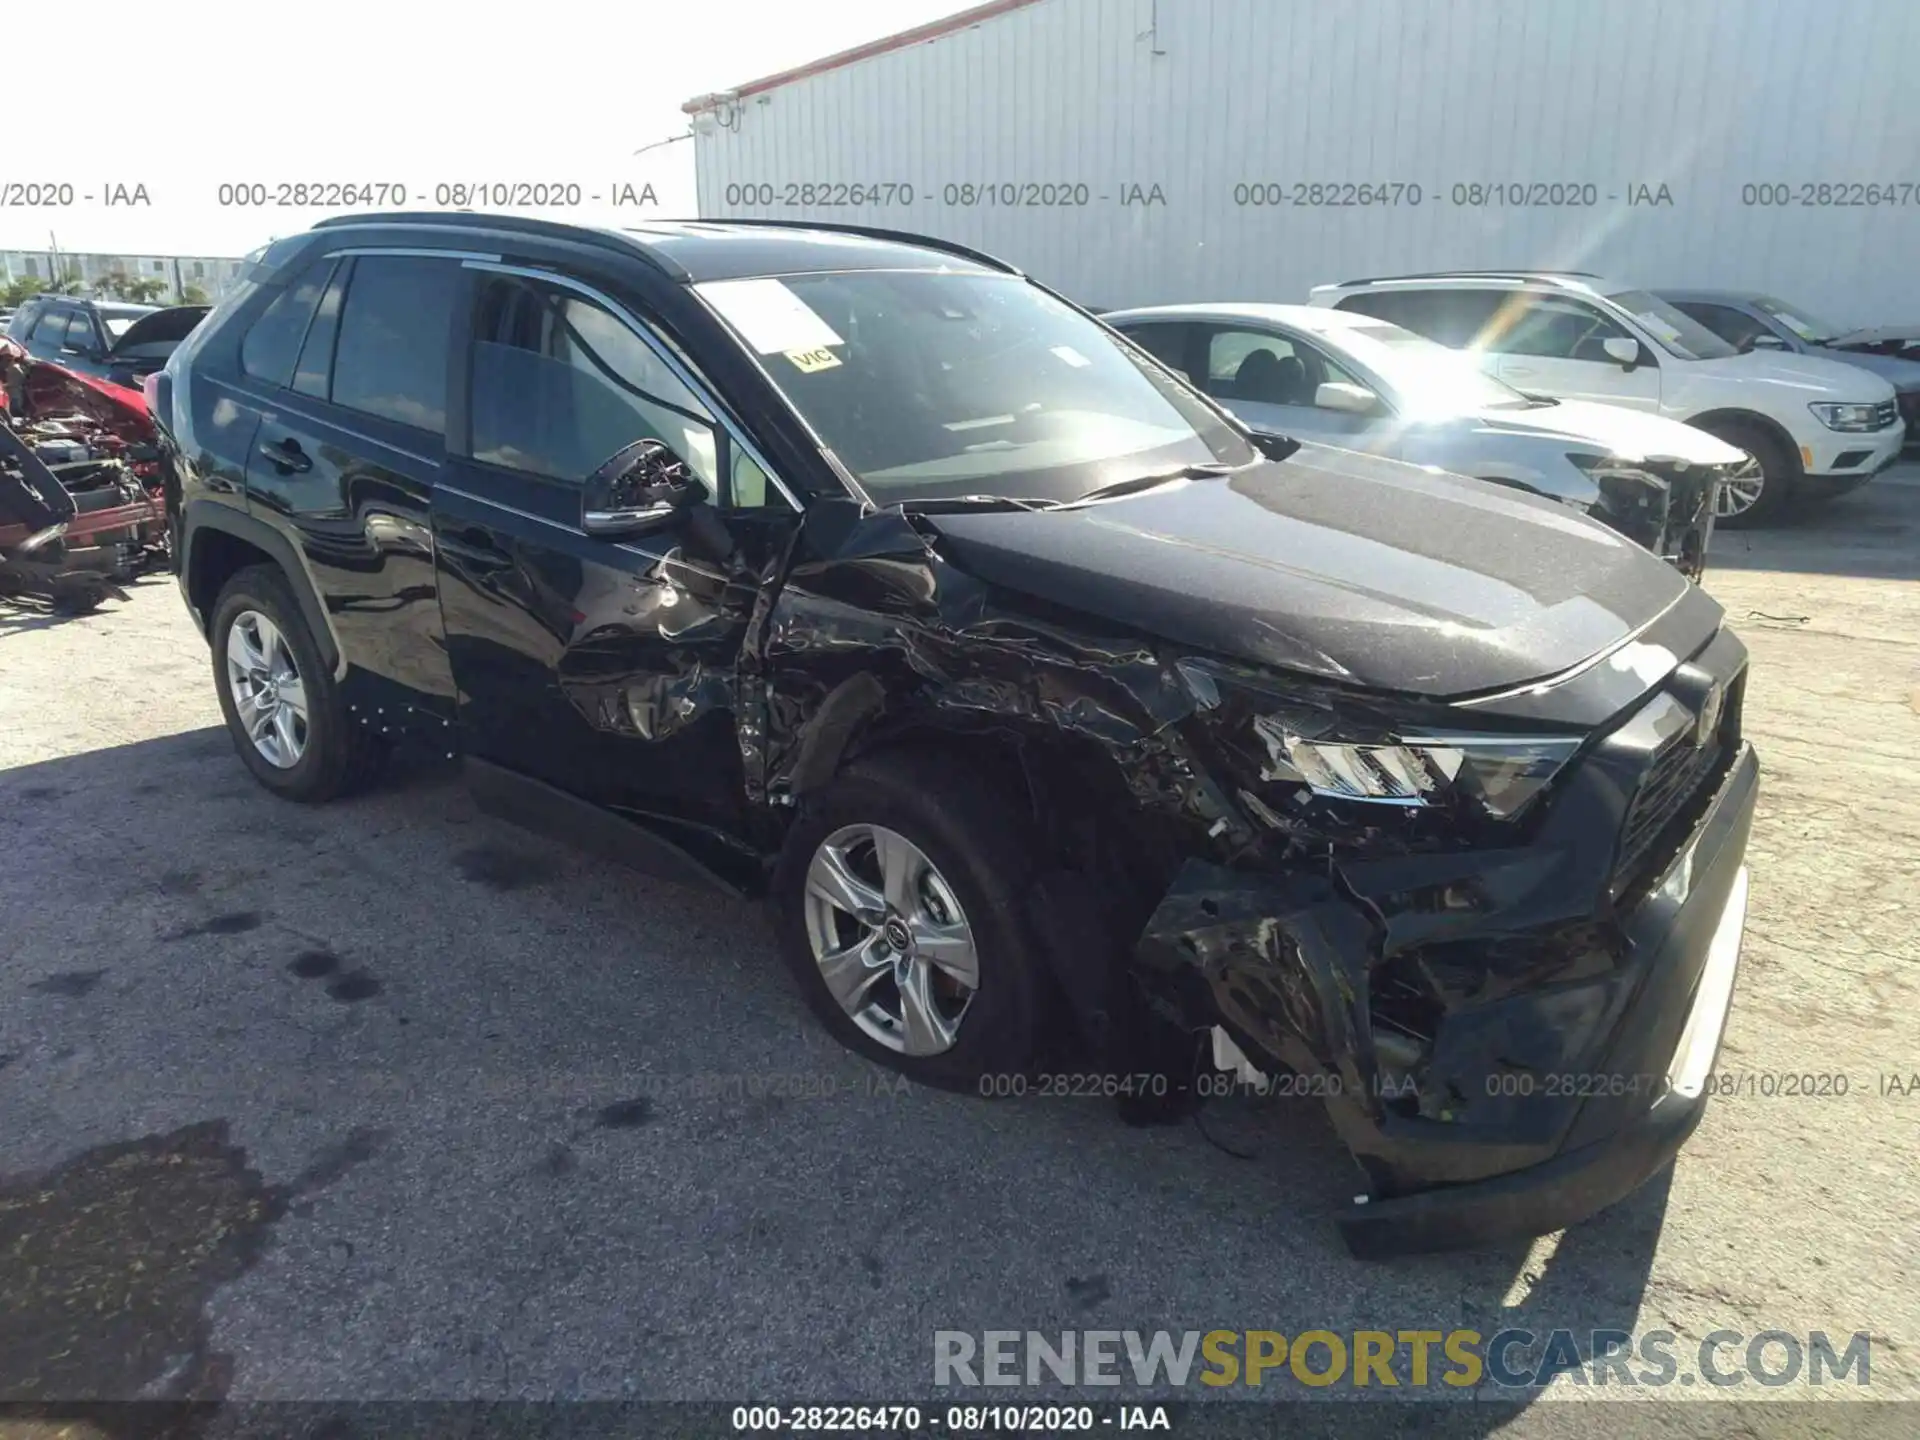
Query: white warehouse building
[[684, 0, 1919, 321]]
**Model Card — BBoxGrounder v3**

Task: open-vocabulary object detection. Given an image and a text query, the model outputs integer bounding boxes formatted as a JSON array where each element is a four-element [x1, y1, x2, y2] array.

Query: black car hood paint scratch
[[923, 444, 1691, 698]]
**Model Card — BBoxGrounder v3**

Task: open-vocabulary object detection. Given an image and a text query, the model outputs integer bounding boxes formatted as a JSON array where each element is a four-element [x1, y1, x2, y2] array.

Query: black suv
[[154, 214, 1758, 1257], [6, 294, 208, 391]]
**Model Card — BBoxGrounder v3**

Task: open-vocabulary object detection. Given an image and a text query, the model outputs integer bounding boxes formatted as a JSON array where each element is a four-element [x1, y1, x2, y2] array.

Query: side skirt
[[464, 757, 749, 900]]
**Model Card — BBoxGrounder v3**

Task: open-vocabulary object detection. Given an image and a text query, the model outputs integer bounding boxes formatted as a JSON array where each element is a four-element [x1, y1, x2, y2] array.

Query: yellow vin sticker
[[786, 347, 843, 373]]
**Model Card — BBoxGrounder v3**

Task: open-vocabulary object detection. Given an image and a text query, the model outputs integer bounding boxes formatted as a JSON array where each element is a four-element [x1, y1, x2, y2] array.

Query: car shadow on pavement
[[1, 727, 1674, 1423], [1708, 472, 1919, 581]]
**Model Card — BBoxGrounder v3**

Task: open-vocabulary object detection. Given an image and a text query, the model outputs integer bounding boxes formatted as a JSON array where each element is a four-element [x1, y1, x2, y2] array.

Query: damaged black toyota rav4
[[154, 215, 1757, 1257]]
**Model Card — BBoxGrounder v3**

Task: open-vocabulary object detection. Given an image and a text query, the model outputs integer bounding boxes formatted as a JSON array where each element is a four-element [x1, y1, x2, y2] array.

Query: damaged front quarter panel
[[754, 498, 1257, 853]]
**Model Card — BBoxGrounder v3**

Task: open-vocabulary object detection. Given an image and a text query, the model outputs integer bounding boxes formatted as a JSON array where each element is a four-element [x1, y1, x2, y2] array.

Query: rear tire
[[1694, 418, 1796, 528], [209, 564, 386, 802], [771, 748, 1049, 1093]]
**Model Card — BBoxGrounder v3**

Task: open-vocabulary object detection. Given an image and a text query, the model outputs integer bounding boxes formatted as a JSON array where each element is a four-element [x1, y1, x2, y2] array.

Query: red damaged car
[[0, 327, 186, 605]]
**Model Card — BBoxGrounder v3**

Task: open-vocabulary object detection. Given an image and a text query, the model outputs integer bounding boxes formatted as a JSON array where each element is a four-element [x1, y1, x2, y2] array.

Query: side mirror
[[1314, 381, 1380, 415], [1745, 333, 1790, 352], [1601, 336, 1643, 369], [581, 437, 708, 537]]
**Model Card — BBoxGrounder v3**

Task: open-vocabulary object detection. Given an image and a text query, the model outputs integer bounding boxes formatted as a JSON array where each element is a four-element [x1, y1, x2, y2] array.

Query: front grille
[[1874, 399, 1899, 429], [1611, 672, 1744, 894]]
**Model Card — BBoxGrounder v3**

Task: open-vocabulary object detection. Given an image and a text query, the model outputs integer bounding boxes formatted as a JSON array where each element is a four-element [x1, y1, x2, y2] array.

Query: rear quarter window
[[241, 261, 333, 387]]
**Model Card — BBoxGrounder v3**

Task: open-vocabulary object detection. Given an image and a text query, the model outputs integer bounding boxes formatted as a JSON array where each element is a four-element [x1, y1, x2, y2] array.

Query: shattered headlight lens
[[1254, 716, 1581, 820]]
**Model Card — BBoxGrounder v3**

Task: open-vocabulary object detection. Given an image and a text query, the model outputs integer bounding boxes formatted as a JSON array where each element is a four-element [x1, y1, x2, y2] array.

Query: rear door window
[[241, 259, 332, 387], [329, 255, 460, 435]]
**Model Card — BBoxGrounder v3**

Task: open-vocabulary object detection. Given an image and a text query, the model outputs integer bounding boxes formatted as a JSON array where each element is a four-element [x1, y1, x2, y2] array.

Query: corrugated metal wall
[[692, 0, 1920, 319]]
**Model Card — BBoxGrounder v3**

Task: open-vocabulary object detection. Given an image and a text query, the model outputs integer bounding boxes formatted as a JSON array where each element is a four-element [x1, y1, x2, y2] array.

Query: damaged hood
[[923, 443, 1694, 698]]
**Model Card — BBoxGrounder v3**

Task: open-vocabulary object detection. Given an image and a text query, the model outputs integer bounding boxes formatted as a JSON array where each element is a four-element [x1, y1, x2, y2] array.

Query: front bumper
[[1802, 422, 1904, 482], [1341, 855, 1749, 1258], [1133, 637, 1759, 1257]]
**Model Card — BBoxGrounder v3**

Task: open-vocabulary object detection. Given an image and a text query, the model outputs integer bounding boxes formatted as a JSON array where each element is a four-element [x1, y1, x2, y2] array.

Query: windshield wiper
[[1059, 462, 1236, 509]]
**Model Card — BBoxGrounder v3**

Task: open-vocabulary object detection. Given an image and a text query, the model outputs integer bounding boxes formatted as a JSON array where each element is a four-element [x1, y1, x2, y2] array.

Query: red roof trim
[[682, 0, 1047, 113]]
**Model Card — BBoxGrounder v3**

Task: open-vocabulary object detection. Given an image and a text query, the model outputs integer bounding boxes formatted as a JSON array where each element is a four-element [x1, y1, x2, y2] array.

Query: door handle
[[1504, 365, 1538, 377], [258, 437, 312, 474]]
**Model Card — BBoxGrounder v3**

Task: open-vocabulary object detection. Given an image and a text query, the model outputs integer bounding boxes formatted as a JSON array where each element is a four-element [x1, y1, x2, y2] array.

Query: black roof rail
[[306, 211, 687, 278], [676, 216, 1022, 275], [1331, 269, 1601, 287]]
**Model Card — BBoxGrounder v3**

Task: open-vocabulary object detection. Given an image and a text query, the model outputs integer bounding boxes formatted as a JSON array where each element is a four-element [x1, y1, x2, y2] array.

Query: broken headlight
[[1253, 716, 1581, 820]]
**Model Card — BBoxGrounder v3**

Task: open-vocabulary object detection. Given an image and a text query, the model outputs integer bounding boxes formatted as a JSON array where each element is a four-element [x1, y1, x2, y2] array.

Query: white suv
[[1307, 272, 1903, 524]]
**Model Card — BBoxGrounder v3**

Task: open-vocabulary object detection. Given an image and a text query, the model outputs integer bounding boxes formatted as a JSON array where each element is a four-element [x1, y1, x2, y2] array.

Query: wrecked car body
[[156, 214, 1756, 1258], [1, 339, 168, 601], [0, 336, 169, 584]]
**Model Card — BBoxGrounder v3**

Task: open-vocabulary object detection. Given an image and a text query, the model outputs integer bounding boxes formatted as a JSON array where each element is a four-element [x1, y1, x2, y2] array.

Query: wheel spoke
[[277, 677, 308, 719], [911, 916, 979, 988], [232, 617, 268, 672], [271, 705, 303, 761], [897, 961, 955, 1055], [818, 933, 889, 1014], [807, 841, 885, 922], [874, 828, 923, 915]]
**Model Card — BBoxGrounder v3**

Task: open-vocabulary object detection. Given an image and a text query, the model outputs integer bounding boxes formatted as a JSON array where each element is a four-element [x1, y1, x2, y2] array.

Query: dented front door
[[433, 266, 788, 836]]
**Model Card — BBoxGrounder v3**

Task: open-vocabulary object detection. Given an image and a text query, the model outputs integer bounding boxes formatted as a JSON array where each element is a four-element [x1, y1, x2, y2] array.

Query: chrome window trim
[[460, 259, 804, 514]]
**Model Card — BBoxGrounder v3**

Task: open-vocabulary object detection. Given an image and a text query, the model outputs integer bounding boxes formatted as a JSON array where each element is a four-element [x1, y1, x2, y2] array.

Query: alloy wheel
[[225, 609, 309, 768], [802, 823, 980, 1056], [1714, 456, 1766, 520]]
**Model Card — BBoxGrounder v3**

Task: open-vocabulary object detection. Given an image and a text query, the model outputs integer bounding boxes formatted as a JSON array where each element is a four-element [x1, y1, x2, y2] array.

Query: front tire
[[771, 749, 1049, 1092], [209, 564, 385, 802]]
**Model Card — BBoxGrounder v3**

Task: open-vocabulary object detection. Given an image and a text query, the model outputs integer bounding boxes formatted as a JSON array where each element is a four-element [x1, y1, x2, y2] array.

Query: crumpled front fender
[[1134, 860, 1387, 1158]]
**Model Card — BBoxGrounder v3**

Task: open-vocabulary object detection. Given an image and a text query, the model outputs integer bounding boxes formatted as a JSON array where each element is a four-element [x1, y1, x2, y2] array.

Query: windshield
[[1605, 290, 1738, 361], [1752, 295, 1847, 344], [1327, 320, 1536, 413], [694, 270, 1253, 503]]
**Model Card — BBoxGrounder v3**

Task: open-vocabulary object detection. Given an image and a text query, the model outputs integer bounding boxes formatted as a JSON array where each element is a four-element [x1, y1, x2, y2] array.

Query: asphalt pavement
[[2, 468, 1916, 1435]]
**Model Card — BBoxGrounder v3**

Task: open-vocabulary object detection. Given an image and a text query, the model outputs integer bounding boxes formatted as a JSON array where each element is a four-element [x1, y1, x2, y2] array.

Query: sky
[[1, 0, 983, 259]]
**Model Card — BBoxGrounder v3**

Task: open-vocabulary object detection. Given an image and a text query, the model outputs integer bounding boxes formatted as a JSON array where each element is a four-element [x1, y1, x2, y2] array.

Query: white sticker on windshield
[[1773, 312, 1816, 339], [1051, 344, 1092, 368], [695, 278, 844, 355]]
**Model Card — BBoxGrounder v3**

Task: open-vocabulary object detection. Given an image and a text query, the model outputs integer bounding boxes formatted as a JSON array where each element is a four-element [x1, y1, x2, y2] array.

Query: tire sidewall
[[771, 763, 1044, 1093], [210, 568, 348, 800]]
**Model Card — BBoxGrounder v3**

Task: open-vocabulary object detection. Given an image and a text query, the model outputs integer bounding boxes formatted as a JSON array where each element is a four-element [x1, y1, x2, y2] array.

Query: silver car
[[1102, 302, 1749, 577]]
